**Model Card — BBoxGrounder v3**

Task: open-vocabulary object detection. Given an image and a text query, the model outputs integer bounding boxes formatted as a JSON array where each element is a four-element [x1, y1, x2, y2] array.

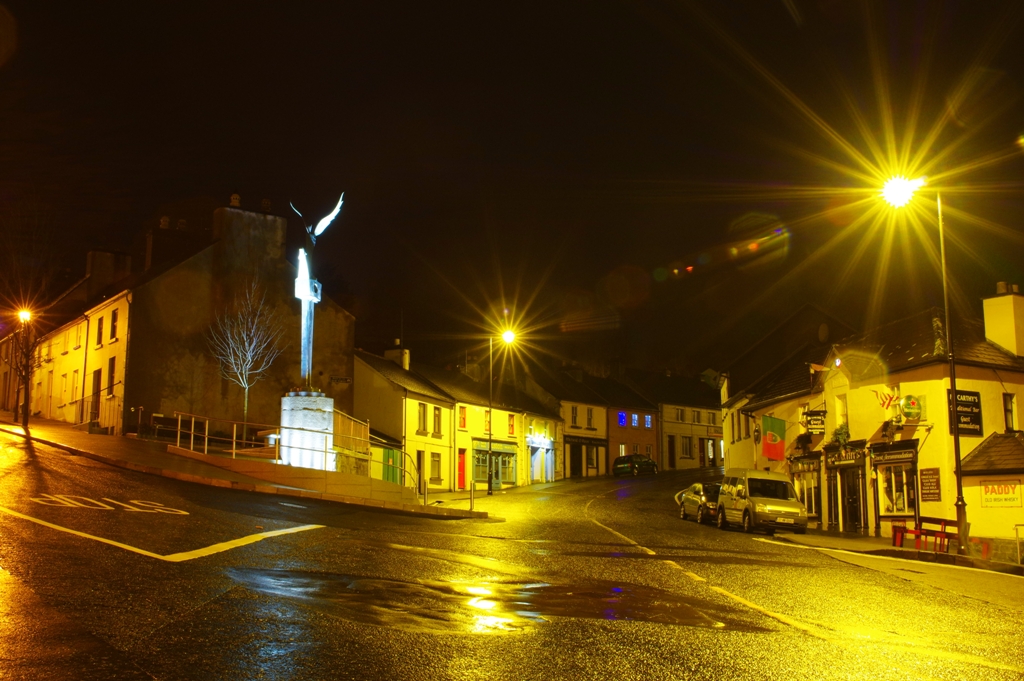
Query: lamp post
[[473, 329, 515, 512], [882, 177, 968, 555]]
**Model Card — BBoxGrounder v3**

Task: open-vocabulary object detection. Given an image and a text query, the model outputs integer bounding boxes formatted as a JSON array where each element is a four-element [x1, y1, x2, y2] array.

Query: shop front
[[564, 434, 607, 478], [824, 441, 868, 532], [472, 438, 518, 489], [527, 433, 555, 483], [790, 453, 822, 521], [868, 440, 919, 537]]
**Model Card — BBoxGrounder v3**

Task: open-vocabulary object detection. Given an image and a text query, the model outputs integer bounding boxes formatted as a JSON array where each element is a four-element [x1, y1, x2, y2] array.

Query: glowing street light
[[472, 327, 517, 512], [17, 309, 31, 323], [882, 176, 968, 555], [501, 329, 516, 344]]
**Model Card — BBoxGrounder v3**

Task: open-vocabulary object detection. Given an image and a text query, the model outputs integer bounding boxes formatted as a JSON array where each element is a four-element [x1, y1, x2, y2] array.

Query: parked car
[[679, 482, 721, 524], [716, 468, 807, 534], [612, 454, 659, 477]]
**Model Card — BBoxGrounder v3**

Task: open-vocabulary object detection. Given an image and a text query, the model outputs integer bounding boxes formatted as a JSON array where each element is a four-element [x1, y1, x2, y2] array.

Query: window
[[586, 446, 595, 468], [618, 411, 627, 427], [459, 406, 466, 428], [74, 324, 82, 349], [731, 411, 736, 443], [1004, 393, 1016, 431], [878, 463, 915, 516], [836, 394, 849, 425], [676, 408, 684, 421], [682, 437, 692, 459], [571, 405, 579, 427], [71, 370, 79, 401], [417, 402, 427, 433], [430, 452, 441, 482], [508, 414, 515, 436], [619, 443, 626, 457], [632, 443, 639, 454], [110, 309, 118, 340], [708, 411, 716, 426], [693, 410, 701, 425], [586, 407, 594, 428], [644, 414, 652, 429], [645, 444, 652, 455], [433, 406, 442, 435], [107, 357, 116, 396], [60, 373, 67, 401], [95, 317, 104, 346], [485, 409, 491, 433], [631, 413, 638, 428]]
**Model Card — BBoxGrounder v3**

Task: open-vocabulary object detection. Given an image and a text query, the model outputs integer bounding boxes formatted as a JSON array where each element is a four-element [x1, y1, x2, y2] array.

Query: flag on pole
[[762, 416, 786, 460]]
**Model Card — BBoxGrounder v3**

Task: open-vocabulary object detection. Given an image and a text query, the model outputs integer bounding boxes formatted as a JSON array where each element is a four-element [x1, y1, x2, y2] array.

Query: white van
[[716, 468, 807, 534]]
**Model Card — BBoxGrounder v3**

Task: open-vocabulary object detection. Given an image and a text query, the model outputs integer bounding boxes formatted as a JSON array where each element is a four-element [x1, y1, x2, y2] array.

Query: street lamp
[[881, 176, 968, 555], [18, 309, 31, 323], [472, 329, 516, 511]]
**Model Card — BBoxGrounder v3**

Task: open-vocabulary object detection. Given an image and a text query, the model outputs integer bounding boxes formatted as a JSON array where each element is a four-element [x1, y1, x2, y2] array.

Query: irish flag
[[762, 416, 786, 461]]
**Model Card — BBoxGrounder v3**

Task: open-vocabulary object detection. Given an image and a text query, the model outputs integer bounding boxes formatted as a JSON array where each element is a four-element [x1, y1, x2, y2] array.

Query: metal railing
[[166, 411, 422, 498], [71, 389, 123, 436]]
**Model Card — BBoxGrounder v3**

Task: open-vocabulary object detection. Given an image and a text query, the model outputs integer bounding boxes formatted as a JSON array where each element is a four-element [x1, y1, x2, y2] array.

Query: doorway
[[457, 449, 466, 489], [839, 467, 866, 531], [569, 443, 583, 477]]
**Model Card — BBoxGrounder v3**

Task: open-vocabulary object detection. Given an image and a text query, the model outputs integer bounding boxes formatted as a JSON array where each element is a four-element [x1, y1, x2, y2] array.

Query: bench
[[892, 516, 962, 553]]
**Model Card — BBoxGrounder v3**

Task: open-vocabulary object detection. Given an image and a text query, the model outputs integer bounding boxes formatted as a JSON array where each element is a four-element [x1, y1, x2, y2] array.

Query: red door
[[457, 449, 466, 489]]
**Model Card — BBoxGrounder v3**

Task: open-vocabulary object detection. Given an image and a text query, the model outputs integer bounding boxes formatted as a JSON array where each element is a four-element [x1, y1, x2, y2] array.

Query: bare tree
[[206, 279, 286, 439]]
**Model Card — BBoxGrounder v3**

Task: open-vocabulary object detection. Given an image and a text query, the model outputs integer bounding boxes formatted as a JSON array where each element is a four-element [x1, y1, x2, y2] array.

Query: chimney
[[983, 282, 1024, 357], [383, 338, 410, 370], [230, 193, 241, 208]]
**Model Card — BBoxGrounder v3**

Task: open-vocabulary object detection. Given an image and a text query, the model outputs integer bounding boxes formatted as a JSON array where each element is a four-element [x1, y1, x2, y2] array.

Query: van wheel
[[696, 505, 705, 524], [717, 508, 728, 529], [742, 512, 753, 533]]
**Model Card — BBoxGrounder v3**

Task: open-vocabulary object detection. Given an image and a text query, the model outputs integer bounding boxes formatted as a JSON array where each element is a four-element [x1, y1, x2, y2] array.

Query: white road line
[[279, 502, 307, 509], [709, 586, 821, 636], [0, 504, 323, 562]]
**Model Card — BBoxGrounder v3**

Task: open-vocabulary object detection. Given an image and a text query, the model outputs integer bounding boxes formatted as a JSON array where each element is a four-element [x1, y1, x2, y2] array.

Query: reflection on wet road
[[228, 568, 764, 634]]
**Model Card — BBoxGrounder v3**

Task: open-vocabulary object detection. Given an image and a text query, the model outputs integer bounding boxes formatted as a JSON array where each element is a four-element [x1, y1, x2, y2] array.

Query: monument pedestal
[[279, 391, 335, 470]]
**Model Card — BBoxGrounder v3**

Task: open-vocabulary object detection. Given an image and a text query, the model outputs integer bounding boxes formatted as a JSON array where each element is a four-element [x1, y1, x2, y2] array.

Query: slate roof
[[355, 350, 453, 403], [624, 368, 721, 409], [528, 365, 607, 405], [742, 344, 829, 411], [835, 308, 1024, 377], [961, 431, 1024, 474], [580, 373, 656, 411], [414, 363, 559, 418]]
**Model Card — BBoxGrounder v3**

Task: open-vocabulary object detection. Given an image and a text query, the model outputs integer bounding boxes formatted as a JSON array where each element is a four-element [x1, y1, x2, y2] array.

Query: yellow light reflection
[[467, 596, 497, 610], [472, 615, 517, 632], [465, 586, 492, 596], [881, 176, 926, 208]]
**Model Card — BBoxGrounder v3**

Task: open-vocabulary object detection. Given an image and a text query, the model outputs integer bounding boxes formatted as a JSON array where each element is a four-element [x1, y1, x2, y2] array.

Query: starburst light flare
[[881, 176, 926, 208]]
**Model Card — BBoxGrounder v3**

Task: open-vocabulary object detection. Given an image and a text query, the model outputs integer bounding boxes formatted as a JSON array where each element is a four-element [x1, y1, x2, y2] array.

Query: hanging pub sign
[[946, 389, 983, 436], [920, 467, 942, 502], [805, 410, 826, 435], [899, 395, 923, 421]]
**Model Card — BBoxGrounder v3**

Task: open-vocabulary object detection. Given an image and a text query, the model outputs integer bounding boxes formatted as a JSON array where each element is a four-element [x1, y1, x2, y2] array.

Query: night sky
[[2, 1, 1024, 373]]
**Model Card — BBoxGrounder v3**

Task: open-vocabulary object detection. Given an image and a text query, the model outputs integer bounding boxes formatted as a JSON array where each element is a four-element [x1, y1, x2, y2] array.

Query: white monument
[[279, 194, 344, 469]]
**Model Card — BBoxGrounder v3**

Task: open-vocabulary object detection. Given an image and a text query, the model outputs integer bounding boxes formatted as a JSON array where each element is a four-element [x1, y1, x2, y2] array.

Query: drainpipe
[[81, 315, 90, 420]]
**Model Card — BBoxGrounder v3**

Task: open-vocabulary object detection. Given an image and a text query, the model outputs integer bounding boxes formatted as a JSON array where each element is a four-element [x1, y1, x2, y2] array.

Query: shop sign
[[920, 467, 942, 502], [874, 449, 915, 464], [805, 411, 826, 435], [947, 389, 982, 436], [564, 434, 606, 446], [899, 395, 922, 420], [825, 448, 864, 468], [791, 458, 820, 473], [980, 479, 1021, 508], [526, 434, 552, 449], [472, 439, 517, 454]]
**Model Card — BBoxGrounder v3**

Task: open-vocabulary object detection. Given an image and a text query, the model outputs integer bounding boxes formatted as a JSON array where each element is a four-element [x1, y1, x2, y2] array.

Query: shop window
[[459, 406, 466, 429], [631, 413, 639, 428], [1004, 393, 1016, 431], [618, 411, 627, 427], [586, 446, 595, 468], [508, 414, 515, 436], [878, 463, 915, 516], [571, 405, 579, 427], [433, 406, 442, 435], [644, 414, 652, 429]]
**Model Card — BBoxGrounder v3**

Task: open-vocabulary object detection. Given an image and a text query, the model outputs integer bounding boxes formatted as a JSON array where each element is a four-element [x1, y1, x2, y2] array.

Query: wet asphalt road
[[1, 432, 1023, 681]]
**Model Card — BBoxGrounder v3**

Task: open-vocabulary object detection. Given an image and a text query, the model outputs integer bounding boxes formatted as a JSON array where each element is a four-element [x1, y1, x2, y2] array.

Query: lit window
[[644, 414, 652, 429], [879, 463, 915, 516], [459, 406, 467, 428], [508, 414, 515, 436], [618, 411, 627, 427], [631, 413, 638, 428]]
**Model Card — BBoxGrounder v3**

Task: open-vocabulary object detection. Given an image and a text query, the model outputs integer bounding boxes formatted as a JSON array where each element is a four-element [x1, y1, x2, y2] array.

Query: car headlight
[[799, 507, 808, 517], [755, 503, 767, 513], [700, 495, 706, 503]]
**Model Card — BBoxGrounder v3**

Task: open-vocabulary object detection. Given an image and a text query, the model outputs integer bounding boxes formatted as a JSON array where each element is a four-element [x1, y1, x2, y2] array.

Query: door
[[668, 435, 676, 469], [90, 369, 102, 421], [457, 449, 466, 489], [569, 443, 583, 477], [840, 469, 863, 531]]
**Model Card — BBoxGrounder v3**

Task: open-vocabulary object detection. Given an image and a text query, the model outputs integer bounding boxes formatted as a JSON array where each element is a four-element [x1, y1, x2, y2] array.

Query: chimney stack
[[384, 338, 410, 371], [983, 282, 1024, 357]]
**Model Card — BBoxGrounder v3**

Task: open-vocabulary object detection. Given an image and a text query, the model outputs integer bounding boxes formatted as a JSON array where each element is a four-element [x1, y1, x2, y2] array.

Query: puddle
[[227, 568, 763, 635]]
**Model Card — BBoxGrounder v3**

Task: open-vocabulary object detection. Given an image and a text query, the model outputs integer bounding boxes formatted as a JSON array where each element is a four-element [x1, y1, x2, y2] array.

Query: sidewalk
[[0, 415, 485, 520]]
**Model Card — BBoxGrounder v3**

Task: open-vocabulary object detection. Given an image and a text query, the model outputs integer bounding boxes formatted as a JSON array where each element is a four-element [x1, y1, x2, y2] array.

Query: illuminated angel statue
[[290, 193, 344, 390]]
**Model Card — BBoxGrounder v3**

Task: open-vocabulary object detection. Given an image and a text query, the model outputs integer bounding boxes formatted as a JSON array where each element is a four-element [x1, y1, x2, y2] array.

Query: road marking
[[0, 504, 323, 562], [30, 494, 189, 515], [587, 516, 657, 555], [709, 586, 821, 636], [279, 502, 307, 509]]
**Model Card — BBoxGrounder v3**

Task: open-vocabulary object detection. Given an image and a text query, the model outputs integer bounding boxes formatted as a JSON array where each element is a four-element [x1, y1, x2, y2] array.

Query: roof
[[962, 431, 1024, 475], [413, 363, 559, 418], [579, 373, 655, 411], [834, 308, 1024, 377], [527, 365, 607, 405], [624, 367, 721, 409], [740, 344, 829, 411], [355, 350, 453, 403]]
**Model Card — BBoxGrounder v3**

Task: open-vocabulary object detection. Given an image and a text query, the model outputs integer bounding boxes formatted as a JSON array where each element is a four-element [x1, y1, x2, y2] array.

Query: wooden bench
[[892, 516, 961, 553]]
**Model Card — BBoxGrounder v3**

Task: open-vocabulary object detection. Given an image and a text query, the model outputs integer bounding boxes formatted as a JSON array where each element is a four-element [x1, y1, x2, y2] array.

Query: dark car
[[612, 454, 659, 477], [679, 481, 722, 524]]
